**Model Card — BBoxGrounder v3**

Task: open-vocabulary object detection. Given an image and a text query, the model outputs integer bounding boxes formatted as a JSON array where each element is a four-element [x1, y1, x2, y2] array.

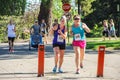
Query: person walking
[[49, 16, 67, 73], [70, 15, 90, 74], [6, 19, 16, 53], [102, 20, 111, 40], [30, 20, 42, 44], [40, 19, 47, 44], [109, 19, 117, 40]]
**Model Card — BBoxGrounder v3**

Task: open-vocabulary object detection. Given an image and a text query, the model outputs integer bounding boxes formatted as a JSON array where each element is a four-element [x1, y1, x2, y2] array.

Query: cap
[[35, 20, 38, 23]]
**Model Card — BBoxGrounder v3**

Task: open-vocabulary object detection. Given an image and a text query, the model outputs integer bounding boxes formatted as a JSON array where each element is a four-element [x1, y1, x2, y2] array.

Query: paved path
[[0, 42, 120, 80]]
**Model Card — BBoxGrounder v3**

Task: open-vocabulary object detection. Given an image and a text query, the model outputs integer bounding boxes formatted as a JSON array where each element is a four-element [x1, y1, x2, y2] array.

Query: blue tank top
[[72, 22, 85, 41], [110, 24, 115, 31], [53, 25, 65, 44]]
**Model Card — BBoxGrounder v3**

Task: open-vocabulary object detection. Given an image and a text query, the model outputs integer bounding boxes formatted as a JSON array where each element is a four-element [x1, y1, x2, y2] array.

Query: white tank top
[[7, 24, 16, 37]]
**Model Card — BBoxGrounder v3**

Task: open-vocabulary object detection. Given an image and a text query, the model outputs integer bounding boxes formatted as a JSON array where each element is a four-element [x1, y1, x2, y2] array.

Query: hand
[[82, 23, 86, 29], [58, 30, 62, 34]]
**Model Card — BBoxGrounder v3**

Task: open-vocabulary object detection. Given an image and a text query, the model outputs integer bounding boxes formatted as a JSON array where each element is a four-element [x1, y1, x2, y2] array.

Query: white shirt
[[7, 24, 16, 37]]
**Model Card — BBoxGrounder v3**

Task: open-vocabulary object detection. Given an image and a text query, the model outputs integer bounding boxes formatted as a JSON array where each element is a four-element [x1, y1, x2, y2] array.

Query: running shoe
[[52, 66, 57, 73], [58, 68, 63, 73]]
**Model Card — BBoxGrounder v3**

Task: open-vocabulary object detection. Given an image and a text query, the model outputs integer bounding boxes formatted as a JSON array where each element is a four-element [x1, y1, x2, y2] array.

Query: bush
[[90, 24, 103, 37]]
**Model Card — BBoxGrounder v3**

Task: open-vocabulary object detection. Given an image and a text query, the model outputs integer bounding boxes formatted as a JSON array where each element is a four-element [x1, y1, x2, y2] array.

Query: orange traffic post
[[38, 44, 44, 77], [97, 46, 105, 77]]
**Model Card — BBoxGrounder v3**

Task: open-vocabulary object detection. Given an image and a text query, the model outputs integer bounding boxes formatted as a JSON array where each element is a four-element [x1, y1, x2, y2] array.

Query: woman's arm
[[48, 27, 54, 35], [48, 25, 58, 35], [58, 28, 67, 39], [82, 23, 90, 33]]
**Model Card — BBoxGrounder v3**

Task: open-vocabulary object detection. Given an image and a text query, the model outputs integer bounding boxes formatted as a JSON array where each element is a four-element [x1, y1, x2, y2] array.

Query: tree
[[38, 0, 53, 32], [85, 0, 120, 28], [52, 0, 63, 20], [0, 0, 26, 15]]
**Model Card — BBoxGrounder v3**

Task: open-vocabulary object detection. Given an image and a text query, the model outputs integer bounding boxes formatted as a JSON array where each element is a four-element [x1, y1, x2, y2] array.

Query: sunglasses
[[61, 20, 65, 22], [74, 18, 80, 20]]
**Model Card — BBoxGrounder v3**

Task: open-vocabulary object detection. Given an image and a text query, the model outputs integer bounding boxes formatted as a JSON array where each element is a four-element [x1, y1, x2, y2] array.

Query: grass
[[67, 37, 120, 50]]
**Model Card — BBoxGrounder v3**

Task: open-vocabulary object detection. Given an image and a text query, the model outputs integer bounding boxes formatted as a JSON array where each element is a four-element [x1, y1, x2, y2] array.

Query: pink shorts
[[72, 40, 86, 49]]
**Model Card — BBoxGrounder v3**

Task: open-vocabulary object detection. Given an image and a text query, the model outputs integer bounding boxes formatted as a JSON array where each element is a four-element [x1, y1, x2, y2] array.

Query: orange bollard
[[97, 46, 105, 77], [38, 44, 44, 77]]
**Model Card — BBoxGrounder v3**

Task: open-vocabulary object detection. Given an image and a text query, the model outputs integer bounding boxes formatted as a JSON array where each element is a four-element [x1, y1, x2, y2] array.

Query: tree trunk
[[78, 0, 80, 15], [38, 0, 53, 32]]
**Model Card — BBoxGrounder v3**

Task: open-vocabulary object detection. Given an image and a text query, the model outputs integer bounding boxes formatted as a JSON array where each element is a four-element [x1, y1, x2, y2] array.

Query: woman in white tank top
[[6, 19, 16, 53]]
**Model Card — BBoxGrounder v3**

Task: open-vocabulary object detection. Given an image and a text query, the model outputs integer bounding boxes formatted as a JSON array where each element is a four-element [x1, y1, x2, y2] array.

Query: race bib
[[74, 34, 81, 41], [57, 35, 64, 42]]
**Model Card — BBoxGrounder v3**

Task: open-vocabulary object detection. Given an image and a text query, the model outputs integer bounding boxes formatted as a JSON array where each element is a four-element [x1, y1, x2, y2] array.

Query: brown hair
[[52, 22, 58, 27]]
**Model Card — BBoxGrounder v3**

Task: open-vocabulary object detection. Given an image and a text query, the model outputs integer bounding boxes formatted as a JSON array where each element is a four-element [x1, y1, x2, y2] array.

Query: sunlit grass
[[67, 37, 120, 50]]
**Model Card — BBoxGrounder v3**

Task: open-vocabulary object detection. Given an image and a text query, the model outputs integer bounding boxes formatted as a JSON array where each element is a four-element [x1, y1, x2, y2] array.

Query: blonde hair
[[60, 16, 66, 21], [73, 15, 81, 20], [103, 20, 108, 27]]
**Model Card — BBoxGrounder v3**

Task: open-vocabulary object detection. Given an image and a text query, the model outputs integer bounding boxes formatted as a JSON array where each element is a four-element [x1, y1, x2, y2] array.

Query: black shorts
[[42, 31, 45, 34], [102, 30, 110, 37], [42, 31, 45, 37], [8, 37, 15, 42], [53, 44, 66, 50]]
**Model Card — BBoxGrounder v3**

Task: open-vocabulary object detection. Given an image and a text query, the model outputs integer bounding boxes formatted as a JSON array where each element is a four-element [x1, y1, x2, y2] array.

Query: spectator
[[30, 20, 42, 44], [40, 19, 47, 44], [102, 20, 111, 40], [109, 19, 117, 40]]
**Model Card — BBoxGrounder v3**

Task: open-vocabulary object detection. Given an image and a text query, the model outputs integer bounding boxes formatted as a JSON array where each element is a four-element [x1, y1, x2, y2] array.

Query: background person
[[6, 19, 16, 53], [40, 19, 47, 44], [30, 20, 42, 44], [109, 19, 117, 40], [49, 16, 67, 73], [102, 20, 111, 40], [70, 15, 90, 74]]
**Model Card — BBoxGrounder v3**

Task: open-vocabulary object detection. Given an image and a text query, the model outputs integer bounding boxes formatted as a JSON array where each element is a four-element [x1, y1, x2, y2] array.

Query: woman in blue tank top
[[49, 16, 67, 73], [70, 15, 90, 74], [109, 19, 117, 40]]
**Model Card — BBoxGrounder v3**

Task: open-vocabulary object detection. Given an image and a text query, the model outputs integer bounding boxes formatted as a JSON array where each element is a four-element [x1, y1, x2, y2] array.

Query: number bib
[[74, 34, 81, 41], [57, 35, 64, 42]]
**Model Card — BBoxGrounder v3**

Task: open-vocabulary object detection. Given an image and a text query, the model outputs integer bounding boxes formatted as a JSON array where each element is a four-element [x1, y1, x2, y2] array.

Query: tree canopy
[[0, 0, 26, 15]]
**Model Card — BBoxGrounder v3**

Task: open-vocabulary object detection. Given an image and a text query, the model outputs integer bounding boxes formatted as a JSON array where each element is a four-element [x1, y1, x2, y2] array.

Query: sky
[[25, 0, 40, 11]]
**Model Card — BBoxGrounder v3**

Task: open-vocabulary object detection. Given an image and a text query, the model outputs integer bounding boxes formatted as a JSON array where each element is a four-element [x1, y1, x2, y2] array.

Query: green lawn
[[87, 38, 120, 50], [67, 37, 120, 50]]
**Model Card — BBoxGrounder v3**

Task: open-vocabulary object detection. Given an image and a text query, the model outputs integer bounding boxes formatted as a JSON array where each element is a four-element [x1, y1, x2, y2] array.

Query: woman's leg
[[53, 47, 59, 72], [45, 34, 47, 44], [80, 48, 85, 68], [102, 31, 105, 40], [11, 37, 15, 51], [113, 31, 117, 40], [74, 46, 80, 71], [8, 37, 12, 51], [8, 39, 11, 51], [59, 50, 65, 69], [108, 31, 111, 40], [53, 47, 59, 67]]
